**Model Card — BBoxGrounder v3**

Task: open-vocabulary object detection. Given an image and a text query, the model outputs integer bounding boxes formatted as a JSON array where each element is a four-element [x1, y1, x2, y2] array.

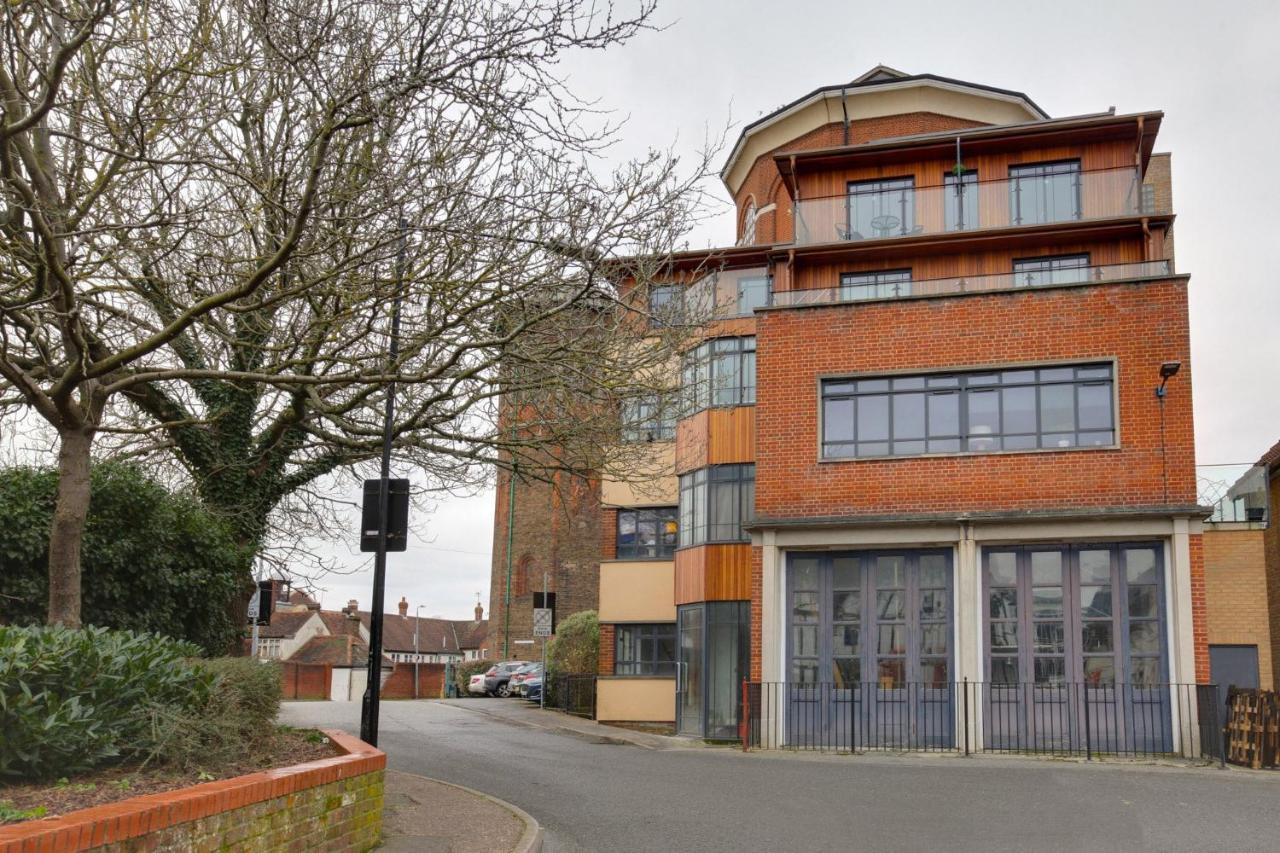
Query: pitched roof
[[287, 589, 320, 609], [290, 634, 367, 667], [1257, 438, 1280, 470], [351, 611, 488, 654], [255, 610, 318, 639]]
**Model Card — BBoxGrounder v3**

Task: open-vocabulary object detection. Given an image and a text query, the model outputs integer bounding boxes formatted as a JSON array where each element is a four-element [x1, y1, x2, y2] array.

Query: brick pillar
[[598, 624, 615, 675], [1189, 532, 1209, 683]]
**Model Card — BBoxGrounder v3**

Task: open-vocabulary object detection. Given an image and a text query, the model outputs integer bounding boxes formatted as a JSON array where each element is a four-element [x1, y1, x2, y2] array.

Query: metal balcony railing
[[1199, 463, 1270, 525], [792, 166, 1165, 247], [768, 260, 1173, 308]]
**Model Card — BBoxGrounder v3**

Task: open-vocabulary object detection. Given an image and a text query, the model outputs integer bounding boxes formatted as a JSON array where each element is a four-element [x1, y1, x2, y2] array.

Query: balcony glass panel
[[793, 166, 1156, 247], [1198, 463, 1270, 525]]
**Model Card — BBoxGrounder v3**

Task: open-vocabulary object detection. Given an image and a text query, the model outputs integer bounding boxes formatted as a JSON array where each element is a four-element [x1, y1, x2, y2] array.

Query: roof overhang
[[722, 73, 1049, 197]]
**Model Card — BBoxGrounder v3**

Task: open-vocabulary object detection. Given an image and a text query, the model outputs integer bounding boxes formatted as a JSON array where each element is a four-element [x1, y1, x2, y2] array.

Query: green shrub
[[546, 610, 598, 675], [453, 659, 494, 695], [0, 626, 213, 780], [147, 657, 282, 771]]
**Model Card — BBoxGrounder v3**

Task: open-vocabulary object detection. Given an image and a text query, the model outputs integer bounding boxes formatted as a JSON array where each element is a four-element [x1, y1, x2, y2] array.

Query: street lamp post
[[413, 604, 425, 698], [360, 219, 408, 747]]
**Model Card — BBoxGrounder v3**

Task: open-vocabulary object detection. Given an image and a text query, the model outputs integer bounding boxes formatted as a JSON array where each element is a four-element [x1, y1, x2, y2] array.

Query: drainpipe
[[503, 462, 515, 659], [840, 88, 850, 145]]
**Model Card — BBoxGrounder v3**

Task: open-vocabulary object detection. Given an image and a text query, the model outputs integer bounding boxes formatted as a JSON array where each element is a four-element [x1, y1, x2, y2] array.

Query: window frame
[[616, 506, 679, 560], [1008, 159, 1082, 226], [839, 268, 913, 302], [615, 622, 677, 676], [1012, 253, 1092, 288], [648, 283, 684, 328], [681, 336, 756, 414], [819, 362, 1118, 460], [678, 463, 754, 547], [846, 176, 916, 238], [943, 169, 979, 232], [620, 393, 676, 443]]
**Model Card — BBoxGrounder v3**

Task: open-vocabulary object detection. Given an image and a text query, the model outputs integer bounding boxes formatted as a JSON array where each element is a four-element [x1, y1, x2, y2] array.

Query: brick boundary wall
[[598, 624, 615, 675], [280, 661, 332, 700], [380, 662, 447, 699], [1190, 532, 1210, 684], [0, 730, 384, 853]]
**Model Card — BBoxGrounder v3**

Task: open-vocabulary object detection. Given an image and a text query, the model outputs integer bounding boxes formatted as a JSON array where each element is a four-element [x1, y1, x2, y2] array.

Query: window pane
[[991, 657, 1019, 684], [859, 399, 891, 442], [824, 398, 855, 442], [989, 589, 1018, 619], [1079, 550, 1112, 584], [1001, 386, 1037, 434], [833, 657, 861, 686], [876, 591, 904, 621], [1039, 384, 1075, 433], [1125, 549, 1159, 584], [1032, 588, 1063, 618], [1083, 657, 1115, 686], [1081, 585, 1112, 618], [1034, 657, 1065, 684], [877, 659, 906, 688], [1130, 657, 1162, 687], [920, 624, 948, 655], [833, 625, 860, 656], [791, 592, 819, 622], [832, 558, 860, 589], [990, 623, 1019, 652], [792, 558, 819, 590], [791, 661, 818, 684], [919, 554, 949, 587], [928, 392, 960, 436], [1030, 551, 1063, 586], [876, 556, 905, 588], [1129, 622, 1161, 654], [921, 659, 949, 687], [792, 625, 818, 657], [1082, 622, 1113, 653], [893, 393, 926, 440], [877, 625, 907, 655], [1077, 383, 1112, 430], [833, 591, 861, 621], [1034, 622, 1065, 653], [987, 552, 1017, 586], [920, 589, 949, 620], [969, 388, 1000, 434], [1128, 585, 1158, 619]]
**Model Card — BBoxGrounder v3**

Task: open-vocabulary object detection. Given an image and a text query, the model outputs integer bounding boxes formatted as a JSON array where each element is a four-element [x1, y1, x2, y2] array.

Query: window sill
[[604, 557, 676, 564], [599, 674, 677, 681], [817, 443, 1121, 464]]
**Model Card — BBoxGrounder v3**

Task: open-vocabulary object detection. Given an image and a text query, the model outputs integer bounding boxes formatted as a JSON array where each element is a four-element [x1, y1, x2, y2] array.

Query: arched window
[[514, 555, 532, 596], [738, 198, 757, 246]]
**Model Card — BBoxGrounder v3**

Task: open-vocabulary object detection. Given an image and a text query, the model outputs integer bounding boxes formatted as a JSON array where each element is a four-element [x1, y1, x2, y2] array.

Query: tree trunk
[[47, 427, 94, 627]]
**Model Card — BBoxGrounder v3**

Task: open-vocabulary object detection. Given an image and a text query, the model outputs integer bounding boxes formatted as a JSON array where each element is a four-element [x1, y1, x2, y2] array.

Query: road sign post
[[537, 573, 548, 708]]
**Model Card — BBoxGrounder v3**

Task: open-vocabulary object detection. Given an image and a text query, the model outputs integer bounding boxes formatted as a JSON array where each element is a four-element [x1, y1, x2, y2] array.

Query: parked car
[[467, 672, 488, 696], [508, 663, 541, 696], [516, 663, 544, 697], [523, 675, 542, 701], [483, 660, 531, 697]]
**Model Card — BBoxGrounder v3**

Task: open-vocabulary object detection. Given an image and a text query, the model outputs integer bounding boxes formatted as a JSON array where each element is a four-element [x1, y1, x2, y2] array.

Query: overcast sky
[[314, 0, 1280, 620]]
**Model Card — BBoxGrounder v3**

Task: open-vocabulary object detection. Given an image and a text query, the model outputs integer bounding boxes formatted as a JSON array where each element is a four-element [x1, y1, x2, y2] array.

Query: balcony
[[769, 260, 1173, 308], [1198, 464, 1269, 525], [792, 166, 1165, 248], [686, 265, 771, 319]]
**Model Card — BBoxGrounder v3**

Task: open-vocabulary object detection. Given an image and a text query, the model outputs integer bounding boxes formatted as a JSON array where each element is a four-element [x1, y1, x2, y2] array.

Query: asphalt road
[[281, 699, 1278, 853]]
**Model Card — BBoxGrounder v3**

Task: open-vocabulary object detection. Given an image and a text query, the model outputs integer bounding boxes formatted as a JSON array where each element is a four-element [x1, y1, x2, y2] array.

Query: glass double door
[[676, 602, 749, 740], [786, 550, 954, 749]]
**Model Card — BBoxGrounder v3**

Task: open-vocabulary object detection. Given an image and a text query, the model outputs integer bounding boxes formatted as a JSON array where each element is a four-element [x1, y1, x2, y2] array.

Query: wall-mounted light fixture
[[1155, 361, 1181, 398]]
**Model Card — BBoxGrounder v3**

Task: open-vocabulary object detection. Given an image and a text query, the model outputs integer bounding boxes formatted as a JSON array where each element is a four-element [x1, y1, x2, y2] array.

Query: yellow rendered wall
[[596, 677, 676, 722], [599, 561, 676, 623]]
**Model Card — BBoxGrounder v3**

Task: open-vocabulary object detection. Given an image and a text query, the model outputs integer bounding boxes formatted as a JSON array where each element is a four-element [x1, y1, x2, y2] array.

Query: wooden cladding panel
[[674, 544, 752, 605], [788, 239, 1147, 290], [795, 140, 1134, 199], [675, 407, 756, 474]]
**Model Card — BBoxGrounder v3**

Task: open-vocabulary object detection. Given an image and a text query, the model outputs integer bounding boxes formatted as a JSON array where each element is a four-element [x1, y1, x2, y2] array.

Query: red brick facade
[[598, 623, 615, 676], [1190, 532, 1209, 683], [754, 281, 1195, 519]]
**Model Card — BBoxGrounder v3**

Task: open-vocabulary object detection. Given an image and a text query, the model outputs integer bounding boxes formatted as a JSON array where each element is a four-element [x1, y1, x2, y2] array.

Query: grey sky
[[316, 0, 1280, 619]]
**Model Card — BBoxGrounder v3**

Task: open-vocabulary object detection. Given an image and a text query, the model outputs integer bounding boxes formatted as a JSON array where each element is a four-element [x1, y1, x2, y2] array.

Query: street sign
[[360, 478, 411, 552], [532, 607, 553, 638], [246, 589, 260, 621]]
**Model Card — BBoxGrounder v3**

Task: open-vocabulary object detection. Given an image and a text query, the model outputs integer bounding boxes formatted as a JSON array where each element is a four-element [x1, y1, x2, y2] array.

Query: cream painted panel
[[602, 441, 677, 506], [596, 678, 676, 722], [599, 561, 676, 622]]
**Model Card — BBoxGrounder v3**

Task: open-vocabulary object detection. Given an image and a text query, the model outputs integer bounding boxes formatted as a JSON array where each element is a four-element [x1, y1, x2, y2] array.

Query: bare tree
[[0, 0, 719, 628]]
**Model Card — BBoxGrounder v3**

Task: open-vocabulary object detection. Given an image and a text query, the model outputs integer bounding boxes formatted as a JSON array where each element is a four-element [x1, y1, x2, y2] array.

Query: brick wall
[[0, 731, 383, 853], [1203, 527, 1274, 690], [754, 279, 1195, 519], [598, 624, 615, 675], [1190, 532, 1209, 684], [749, 546, 763, 681], [489, 468, 602, 659], [280, 662, 331, 700], [380, 662, 447, 699]]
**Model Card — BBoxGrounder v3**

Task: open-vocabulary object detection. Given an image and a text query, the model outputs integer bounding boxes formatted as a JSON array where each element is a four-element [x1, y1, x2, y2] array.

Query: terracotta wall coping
[[0, 729, 385, 853]]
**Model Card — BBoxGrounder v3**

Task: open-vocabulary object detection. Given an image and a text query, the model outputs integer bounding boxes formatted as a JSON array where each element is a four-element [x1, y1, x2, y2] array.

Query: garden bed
[[0, 728, 336, 824]]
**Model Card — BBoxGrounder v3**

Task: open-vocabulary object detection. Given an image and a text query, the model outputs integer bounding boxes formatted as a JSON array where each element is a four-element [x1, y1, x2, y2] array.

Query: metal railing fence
[[743, 680, 1223, 763], [543, 674, 597, 719]]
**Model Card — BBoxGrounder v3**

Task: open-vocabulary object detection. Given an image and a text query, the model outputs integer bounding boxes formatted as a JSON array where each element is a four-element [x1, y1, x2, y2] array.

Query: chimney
[[398, 597, 409, 617], [475, 602, 484, 622], [345, 598, 358, 614]]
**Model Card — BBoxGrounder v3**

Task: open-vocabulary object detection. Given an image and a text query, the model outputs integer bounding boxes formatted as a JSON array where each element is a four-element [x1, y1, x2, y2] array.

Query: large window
[[616, 507, 678, 559], [681, 337, 756, 413], [736, 275, 770, 315], [821, 363, 1115, 459], [840, 269, 912, 301], [616, 623, 676, 676], [846, 177, 915, 239], [678, 464, 754, 547], [1013, 254, 1091, 287], [944, 170, 978, 231], [621, 394, 676, 442], [648, 284, 683, 327], [1009, 160, 1081, 225]]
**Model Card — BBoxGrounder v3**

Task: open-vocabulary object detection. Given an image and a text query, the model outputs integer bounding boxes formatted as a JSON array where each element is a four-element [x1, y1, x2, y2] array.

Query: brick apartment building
[[496, 66, 1209, 750]]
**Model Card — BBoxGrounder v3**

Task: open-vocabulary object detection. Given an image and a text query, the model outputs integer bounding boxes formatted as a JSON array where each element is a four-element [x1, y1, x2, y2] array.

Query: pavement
[[381, 769, 541, 852], [282, 698, 1280, 853]]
